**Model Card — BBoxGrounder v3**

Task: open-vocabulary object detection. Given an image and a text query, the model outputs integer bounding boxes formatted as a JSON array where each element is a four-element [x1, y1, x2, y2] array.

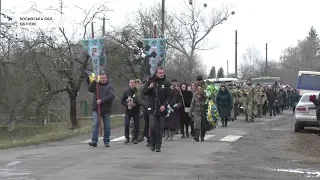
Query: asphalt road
[[1, 111, 320, 180]]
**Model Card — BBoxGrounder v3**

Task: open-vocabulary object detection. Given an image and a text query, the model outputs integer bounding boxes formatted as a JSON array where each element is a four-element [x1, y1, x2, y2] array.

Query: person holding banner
[[88, 73, 115, 147], [143, 68, 172, 152]]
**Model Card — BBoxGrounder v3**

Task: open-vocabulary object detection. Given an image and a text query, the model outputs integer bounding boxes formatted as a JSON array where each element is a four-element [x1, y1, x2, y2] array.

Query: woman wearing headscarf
[[190, 81, 197, 95], [216, 84, 233, 127], [189, 86, 209, 141], [179, 83, 193, 138]]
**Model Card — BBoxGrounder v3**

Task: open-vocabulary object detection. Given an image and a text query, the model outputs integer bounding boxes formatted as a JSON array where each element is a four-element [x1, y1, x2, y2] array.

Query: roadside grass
[[0, 116, 124, 149]]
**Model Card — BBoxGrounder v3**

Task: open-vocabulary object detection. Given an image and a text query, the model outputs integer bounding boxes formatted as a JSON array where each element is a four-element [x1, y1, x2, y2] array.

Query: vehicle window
[[299, 74, 320, 86], [300, 94, 318, 102]]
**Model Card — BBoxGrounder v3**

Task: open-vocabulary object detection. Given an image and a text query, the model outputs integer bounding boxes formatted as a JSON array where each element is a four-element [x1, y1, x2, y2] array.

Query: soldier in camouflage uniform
[[129, 119, 134, 141], [253, 83, 262, 118], [241, 79, 255, 122], [129, 79, 145, 142], [135, 79, 145, 142], [233, 84, 241, 119], [227, 83, 236, 121], [261, 85, 268, 116]]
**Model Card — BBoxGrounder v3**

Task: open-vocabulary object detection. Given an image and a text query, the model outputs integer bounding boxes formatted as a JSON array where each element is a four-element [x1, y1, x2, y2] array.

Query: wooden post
[[92, 22, 103, 137]]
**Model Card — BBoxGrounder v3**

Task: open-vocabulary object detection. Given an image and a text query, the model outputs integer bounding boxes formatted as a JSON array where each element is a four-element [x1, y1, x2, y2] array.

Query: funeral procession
[[1, 0, 320, 179]]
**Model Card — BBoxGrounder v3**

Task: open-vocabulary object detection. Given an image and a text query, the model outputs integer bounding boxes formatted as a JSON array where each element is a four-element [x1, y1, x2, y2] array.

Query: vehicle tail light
[[296, 106, 306, 111]]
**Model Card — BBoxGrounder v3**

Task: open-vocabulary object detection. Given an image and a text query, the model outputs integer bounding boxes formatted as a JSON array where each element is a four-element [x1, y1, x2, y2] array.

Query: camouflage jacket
[[261, 89, 268, 104], [253, 87, 262, 104], [233, 89, 242, 104], [241, 84, 255, 102], [229, 89, 241, 104]]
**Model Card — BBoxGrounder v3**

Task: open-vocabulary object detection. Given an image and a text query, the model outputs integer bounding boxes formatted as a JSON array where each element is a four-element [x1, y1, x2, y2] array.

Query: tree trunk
[[69, 94, 78, 129]]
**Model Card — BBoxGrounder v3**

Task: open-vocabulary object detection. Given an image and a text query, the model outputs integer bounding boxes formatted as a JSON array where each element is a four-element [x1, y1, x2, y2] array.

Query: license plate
[[309, 109, 316, 116]]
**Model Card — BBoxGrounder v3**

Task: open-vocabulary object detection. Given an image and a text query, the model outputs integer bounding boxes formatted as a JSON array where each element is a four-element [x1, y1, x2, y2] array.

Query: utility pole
[[102, 17, 105, 36], [161, 0, 165, 37], [235, 30, 238, 78], [0, 0, 2, 26], [265, 43, 268, 76], [227, 60, 229, 77]]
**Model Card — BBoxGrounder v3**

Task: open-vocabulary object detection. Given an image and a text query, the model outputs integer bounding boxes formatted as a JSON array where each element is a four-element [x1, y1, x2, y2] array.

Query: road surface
[[1, 111, 320, 180]]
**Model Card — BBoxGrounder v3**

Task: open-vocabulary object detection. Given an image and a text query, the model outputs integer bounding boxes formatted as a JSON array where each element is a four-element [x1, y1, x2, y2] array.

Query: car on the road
[[294, 92, 320, 132]]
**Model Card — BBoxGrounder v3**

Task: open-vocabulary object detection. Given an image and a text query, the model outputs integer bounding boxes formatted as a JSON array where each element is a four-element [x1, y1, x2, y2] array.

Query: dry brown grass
[[0, 116, 123, 149]]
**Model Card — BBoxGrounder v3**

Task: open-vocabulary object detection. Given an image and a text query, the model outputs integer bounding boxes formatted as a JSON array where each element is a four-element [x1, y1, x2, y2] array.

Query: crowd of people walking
[[87, 69, 301, 153]]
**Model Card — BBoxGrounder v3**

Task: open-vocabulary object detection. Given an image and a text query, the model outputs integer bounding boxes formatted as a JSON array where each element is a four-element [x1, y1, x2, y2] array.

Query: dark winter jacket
[[216, 88, 233, 118], [143, 75, 172, 116], [121, 87, 140, 115], [88, 80, 115, 114], [181, 89, 193, 108], [289, 92, 300, 106], [266, 89, 277, 102]]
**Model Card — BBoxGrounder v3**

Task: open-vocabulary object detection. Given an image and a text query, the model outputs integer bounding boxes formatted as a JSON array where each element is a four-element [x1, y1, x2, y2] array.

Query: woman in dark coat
[[164, 83, 182, 140], [289, 89, 301, 114], [179, 83, 194, 138], [216, 84, 233, 127]]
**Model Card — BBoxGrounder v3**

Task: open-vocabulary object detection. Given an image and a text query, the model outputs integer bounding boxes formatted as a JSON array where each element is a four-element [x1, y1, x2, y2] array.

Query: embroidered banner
[[81, 37, 106, 75], [142, 38, 167, 75]]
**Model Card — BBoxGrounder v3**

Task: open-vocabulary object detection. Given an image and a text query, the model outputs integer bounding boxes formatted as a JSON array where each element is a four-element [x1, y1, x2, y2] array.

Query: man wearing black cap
[[196, 75, 205, 87]]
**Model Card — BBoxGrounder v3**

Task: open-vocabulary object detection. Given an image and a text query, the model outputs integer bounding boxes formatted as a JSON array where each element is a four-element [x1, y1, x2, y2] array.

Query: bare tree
[[237, 27, 320, 86], [23, 1, 111, 129], [166, 0, 235, 81], [109, 2, 228, 82], [239, 46, 264, 79], [106, 4, 168, 80], [165, 51, 206, 82]]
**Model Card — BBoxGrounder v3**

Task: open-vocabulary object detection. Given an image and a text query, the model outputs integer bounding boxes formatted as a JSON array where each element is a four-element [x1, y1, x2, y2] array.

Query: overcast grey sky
[[4, 0, 320, 74]]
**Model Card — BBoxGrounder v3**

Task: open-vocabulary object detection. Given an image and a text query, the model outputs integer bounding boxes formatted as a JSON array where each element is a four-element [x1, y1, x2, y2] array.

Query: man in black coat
[[121, 79, 140, 144], [88, 73, 115, 147], [143, 68, 172, 152], [266, 85, 277, 116]]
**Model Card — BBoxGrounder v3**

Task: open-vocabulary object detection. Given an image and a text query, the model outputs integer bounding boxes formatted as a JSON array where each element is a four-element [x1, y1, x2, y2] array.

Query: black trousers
[[149, 115, 165, 148], [221, 117, 228, 126], [180, 112, 191, 135], [268, 101, 276, 116], [125, 112, 139, 140]]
